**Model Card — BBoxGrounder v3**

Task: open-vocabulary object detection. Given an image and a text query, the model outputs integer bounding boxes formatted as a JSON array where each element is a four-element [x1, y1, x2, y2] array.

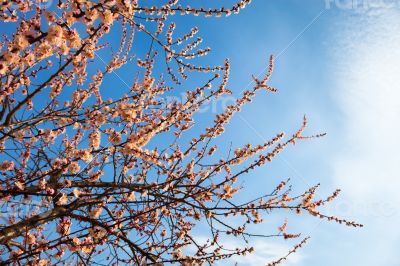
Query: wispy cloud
[[216, 238, 304, 266], [329, 5, 400, 265], [188, 234, 304, 266]]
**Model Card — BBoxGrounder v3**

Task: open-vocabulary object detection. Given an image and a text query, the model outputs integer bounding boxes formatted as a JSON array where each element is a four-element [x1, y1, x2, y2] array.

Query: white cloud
[[329, 5, 400, 265], [215, 238, 304, 266], [187, 234, 304, 266]]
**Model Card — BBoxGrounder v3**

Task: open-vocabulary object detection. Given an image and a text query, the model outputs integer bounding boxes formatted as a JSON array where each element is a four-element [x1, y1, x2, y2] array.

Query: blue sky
[[168, 1, 399, 265]]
